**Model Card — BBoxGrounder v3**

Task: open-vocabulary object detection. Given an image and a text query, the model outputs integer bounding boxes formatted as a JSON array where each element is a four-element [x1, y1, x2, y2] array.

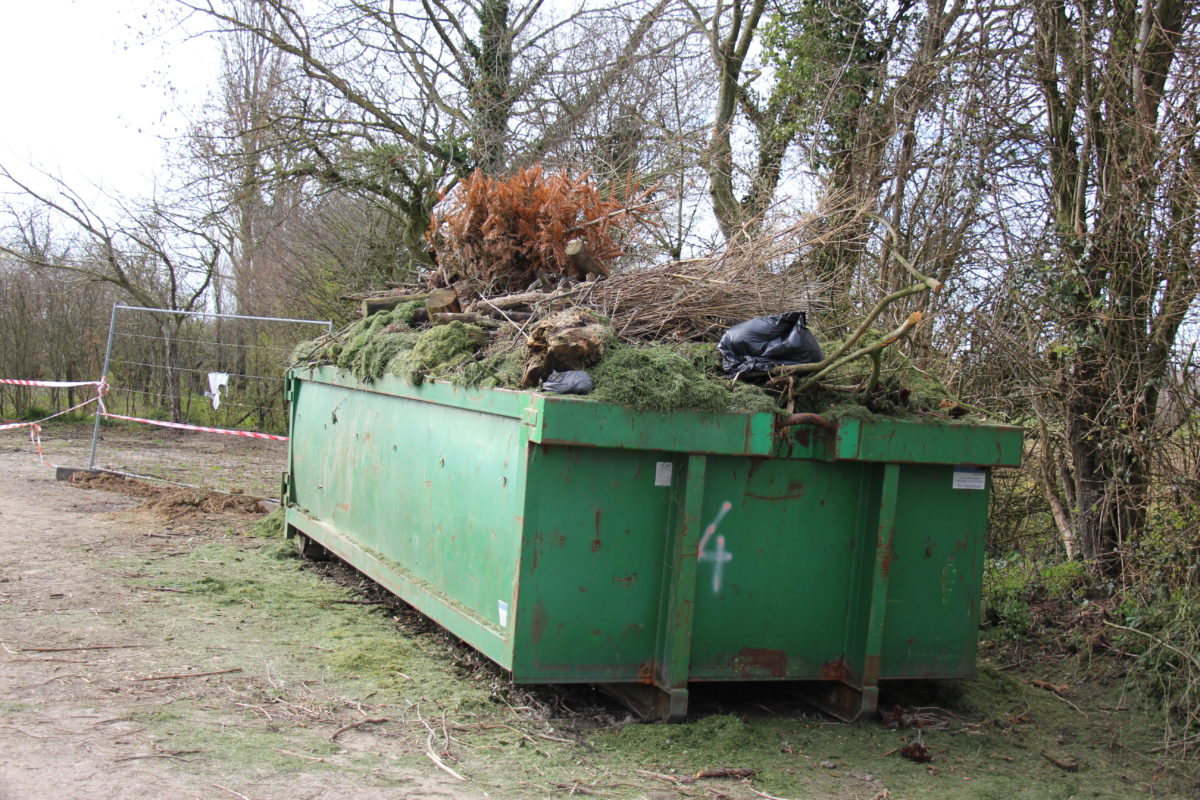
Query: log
[[430, 312, 501, 330], [359, 291, 430, 317], [481, 309, 533, 322], [565, 238, 609, 278], [467, 289, 559, 312], [342, 288, 417, 301]]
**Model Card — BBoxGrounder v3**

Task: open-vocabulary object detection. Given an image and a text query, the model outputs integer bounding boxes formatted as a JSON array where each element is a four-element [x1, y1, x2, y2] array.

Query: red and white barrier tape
[[98, 410, 288, 442], [3, 376, 285, 458], [26, 424, 59, 468], [0, 378, 103, 389], [0, 395, 102, 432]]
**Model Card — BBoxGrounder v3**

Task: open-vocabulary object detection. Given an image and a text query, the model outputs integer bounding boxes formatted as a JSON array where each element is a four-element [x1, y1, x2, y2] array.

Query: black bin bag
[[542, 370, 594, 394], [718, 311, 823, 377]]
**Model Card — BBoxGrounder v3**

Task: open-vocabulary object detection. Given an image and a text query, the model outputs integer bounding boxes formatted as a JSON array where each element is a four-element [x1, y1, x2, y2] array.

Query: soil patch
[[69, 471, 267, 517]]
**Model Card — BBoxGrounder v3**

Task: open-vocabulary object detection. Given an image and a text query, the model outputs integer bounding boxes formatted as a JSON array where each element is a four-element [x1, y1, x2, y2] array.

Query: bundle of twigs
[[570, 209, 857, 342]]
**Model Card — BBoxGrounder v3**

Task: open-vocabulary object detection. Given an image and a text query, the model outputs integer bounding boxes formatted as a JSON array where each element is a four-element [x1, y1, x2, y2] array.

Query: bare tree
[[0, 168, 222, 422], [180, 0, 685, 269], [192, 0, 301, 319], [1018, 0, 1200, 571]]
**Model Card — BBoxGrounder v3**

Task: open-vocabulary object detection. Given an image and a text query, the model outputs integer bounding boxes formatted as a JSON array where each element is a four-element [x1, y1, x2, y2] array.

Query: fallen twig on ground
[[1027, 679, 1070, 695], [114, 751, 198, 763], [636, 769, 694, 785], [748, 788, 796, 800], [212, 784, 252, 800], [417, 707, 468, 781], [134, 668, 243, 681], [695, 768, 755, 779], [0, 725, 49, 738], [1040, 750, 1081, 772], [550, 781, 605, 796], [329, 717, 389, 740], [271, 747, 328, 762], [20, 644, 143, 653]]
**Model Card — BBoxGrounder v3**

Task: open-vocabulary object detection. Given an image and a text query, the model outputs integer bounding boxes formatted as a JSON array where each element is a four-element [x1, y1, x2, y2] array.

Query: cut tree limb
[[481, 308, 533, 322], [566, 238, 609, 278], [467, 289, 563, 312], [789, 312, 925, 391], [520, 309, 608, 387], [430, 312, 501, 329], [769, 216, 940, 381], [351, 290, 430, 317]]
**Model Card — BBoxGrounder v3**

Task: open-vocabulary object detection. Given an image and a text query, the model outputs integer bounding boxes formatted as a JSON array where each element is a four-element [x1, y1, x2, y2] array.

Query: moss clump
[[387, 321, 484, 384], [290, 307, 487, 385], [673, 341, 722, 373], [289, 336, 327, 366], [337, 307, 422, 381], [388, 299, 426, 327], [587, 343, 781, 414]]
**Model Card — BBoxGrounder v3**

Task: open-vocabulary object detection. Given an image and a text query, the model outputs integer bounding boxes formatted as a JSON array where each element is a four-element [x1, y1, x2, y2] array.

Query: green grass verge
[[101, 513, 1199, 798]]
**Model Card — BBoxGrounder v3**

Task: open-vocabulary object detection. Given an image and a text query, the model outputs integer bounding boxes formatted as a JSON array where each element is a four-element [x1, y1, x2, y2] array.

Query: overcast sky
[[0, 1, 216, 198]]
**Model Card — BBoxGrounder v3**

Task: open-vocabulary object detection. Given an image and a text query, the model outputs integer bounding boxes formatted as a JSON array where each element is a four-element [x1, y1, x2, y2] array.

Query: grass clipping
[[290, 311, 783, 414], [591, 344, 777, 414], [286, 307, 982, 418]]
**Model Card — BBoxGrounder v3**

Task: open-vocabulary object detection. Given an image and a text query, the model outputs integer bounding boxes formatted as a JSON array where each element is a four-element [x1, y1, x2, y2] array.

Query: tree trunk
[[470, 0, 514, 173], [1028, 0, 1195, 576]]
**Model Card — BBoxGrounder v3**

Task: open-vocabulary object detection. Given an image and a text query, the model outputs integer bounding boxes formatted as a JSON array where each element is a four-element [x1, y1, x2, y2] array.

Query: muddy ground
[[1, 425, 1196, 799]]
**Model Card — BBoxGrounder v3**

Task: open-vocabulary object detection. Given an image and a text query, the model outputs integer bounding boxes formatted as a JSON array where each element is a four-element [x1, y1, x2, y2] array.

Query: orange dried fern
[[428, 166, 653, 293]]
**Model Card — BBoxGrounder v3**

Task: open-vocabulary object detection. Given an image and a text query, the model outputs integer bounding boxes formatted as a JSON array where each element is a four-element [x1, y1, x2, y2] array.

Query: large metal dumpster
[[283, 365, 1022, 721]]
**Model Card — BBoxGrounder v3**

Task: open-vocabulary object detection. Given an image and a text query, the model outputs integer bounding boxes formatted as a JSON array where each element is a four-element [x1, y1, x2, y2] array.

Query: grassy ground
[[101, 509, 1198, 799]]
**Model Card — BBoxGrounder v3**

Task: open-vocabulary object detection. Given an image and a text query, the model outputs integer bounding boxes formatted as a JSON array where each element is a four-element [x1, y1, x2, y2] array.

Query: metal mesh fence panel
[[89, 305, 331, 498]]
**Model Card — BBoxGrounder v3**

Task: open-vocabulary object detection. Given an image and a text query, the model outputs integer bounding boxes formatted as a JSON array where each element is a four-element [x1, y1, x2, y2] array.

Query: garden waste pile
[[290, 167, 971, 419]]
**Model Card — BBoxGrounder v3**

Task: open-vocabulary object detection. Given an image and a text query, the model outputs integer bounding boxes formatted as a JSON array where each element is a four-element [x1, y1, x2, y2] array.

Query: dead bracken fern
[[428, 166, 654, 294]]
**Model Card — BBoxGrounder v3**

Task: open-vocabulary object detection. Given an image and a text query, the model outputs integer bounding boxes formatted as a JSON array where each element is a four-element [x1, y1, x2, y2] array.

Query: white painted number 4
[[698, 501, 733, 593]]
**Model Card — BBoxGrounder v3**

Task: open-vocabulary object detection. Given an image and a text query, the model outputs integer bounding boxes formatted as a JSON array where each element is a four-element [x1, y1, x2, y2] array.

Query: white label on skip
[[952, 466, 986, 490], [654, 461, 673, 486], [497, 600, 509, 627]]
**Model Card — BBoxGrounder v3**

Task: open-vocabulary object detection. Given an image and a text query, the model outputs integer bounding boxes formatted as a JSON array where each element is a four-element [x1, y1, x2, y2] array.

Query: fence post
[[88, 304, 119, 471]]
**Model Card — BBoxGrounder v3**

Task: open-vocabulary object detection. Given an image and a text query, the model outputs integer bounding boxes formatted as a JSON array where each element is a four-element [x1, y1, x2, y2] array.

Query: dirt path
[[0, 431, 476, 800]]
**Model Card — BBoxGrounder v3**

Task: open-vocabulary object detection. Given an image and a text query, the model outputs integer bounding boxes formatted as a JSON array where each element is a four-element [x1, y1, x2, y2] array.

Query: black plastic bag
[[542, 370, 594, 394], [718, 311, 823, 376]]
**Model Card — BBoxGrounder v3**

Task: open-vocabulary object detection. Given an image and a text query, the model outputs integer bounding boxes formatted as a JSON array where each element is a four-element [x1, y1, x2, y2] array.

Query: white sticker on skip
[[952, 466, 986, 490], [497, 600, 509, 628], [654, 461, 673, 487]]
